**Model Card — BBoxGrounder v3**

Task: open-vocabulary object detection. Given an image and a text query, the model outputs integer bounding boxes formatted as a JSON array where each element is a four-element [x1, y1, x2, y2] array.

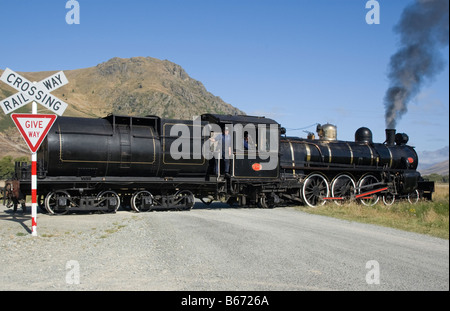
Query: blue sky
[[0, 0, 448, 154]]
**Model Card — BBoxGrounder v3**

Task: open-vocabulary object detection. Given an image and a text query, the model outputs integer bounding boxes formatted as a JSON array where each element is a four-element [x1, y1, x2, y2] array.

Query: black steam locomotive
[[9, 113, 434, 214]]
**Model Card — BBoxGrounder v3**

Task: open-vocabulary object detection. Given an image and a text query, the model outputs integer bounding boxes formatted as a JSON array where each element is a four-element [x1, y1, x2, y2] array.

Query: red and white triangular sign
[[11, 113, 57, 153]]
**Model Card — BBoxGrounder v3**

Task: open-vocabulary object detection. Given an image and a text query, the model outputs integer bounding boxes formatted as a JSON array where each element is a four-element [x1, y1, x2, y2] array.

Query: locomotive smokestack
[[385, 129, 396, 146], [384, 0, 449, 129]]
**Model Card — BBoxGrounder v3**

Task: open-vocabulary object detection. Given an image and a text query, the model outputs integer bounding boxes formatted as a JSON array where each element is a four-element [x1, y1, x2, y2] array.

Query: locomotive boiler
[[9, 113, 434, 214], [279, 124, 431, 207]]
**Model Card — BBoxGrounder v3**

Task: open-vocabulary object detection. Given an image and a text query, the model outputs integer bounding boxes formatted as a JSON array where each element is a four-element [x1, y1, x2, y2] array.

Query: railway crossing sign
[[0, 67, 68, 237], [0, 68, 68, 115], [11, 113, 57, 153]]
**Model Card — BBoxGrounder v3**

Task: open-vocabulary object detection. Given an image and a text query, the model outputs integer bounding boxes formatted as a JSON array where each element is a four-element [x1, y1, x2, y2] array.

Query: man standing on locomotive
[[210, 126, 232, 176]]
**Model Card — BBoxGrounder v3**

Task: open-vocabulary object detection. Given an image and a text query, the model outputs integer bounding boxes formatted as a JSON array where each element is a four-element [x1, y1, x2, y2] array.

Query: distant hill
[[0, 56, 244, 158], [419, 159, 449, 176], [417, 146, 449, 176]]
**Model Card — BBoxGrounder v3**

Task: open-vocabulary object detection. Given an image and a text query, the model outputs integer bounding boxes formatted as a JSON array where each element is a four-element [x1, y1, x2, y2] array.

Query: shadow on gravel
[[0, 200, 274, 218], [119, 201, 258, 212], [192, 201, 255, 210], [0, 209, 32, 233]]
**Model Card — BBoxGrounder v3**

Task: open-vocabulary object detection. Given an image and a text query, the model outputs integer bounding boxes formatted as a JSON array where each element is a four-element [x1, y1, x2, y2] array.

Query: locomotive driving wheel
[[331, 174, 356, 205], [357, 174, 380, 206], [302, 174, 329, 207]]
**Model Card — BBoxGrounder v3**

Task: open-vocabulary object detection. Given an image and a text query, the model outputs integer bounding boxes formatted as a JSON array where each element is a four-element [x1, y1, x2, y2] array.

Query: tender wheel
[[357, 174, 380, 206], [45, 190, 71, 215], [175, 190, 195, 210], [302, 174, 329, 207], [97, 191, 120, 213], [331, 174, 356, 205], [407, 189, 420, 204], [131, 190, 154, 212], [259, 195, 271, 209]]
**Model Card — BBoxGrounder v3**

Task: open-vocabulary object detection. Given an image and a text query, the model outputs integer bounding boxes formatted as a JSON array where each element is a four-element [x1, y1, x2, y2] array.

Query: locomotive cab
[[201, 114, 280, 180]]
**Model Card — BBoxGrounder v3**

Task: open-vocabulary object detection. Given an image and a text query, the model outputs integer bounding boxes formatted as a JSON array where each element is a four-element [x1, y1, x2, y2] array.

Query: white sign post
[[11, 113, 57, 236], [1, 68, 68, 236]]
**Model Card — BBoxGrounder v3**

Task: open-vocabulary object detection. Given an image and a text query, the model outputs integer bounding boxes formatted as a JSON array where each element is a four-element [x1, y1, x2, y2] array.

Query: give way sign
[[11, 113, 57, 153]]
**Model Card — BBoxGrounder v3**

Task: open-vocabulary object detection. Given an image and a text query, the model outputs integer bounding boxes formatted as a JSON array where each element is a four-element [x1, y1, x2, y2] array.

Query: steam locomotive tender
[[11, 114, 434, 214]]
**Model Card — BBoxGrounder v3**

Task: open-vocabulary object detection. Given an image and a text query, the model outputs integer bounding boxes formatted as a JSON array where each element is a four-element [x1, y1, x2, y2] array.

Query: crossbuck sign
[[1, 68, 68, 115], [0, 67, 68, 237]]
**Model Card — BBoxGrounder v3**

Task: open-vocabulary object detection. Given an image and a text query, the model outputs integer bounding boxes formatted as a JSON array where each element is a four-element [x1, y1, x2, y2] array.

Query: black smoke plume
[[384, 0, 449, 129]]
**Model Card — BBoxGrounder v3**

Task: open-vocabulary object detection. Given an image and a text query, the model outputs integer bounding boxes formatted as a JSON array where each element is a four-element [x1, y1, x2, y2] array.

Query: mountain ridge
[[0, 56, 244, 158], [418, 159, 449, 176]]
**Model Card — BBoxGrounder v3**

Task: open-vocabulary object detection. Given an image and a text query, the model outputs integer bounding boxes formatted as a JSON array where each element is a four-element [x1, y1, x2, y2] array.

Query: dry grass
[[296, 183, 449, 239]]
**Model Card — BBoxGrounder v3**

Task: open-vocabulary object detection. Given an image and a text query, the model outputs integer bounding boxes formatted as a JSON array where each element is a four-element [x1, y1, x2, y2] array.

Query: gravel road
[[1, 203, 448, 291]]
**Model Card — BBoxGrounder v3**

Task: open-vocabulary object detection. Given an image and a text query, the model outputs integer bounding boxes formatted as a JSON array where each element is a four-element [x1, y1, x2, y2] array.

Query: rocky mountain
[[0, 57, 244, 158]]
